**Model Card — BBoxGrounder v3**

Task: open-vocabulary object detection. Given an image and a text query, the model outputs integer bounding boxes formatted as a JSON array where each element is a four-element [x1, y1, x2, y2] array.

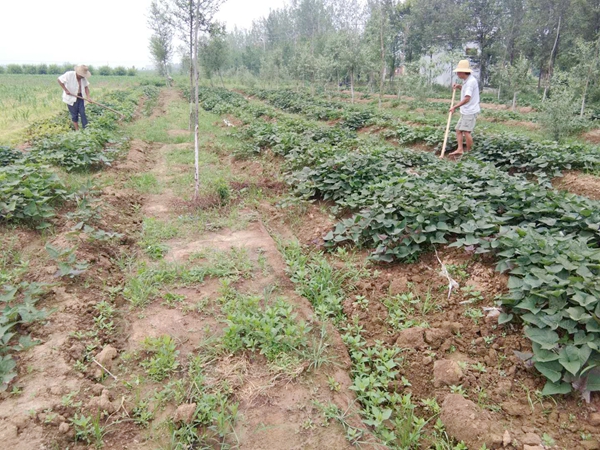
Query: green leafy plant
[[141, 335, 180, 381], [45, 243, 89, 278], [0, 283, 50, 391], [0, 163, 66, 225], [0, 146, 23, 167]]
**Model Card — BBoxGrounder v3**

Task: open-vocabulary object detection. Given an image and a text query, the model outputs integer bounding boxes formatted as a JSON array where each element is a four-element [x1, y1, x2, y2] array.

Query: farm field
[[0, 75, 147, 145], [2, 74, 600, 450]]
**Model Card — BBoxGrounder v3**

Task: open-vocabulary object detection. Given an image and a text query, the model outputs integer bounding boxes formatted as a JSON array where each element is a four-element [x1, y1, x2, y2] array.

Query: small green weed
[[141, 335, 180, 381]]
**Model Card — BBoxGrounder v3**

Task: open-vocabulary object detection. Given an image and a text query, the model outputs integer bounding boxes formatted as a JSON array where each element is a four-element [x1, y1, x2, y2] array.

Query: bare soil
[[582, 128, 600, 144], [553, 170, 600, 200]]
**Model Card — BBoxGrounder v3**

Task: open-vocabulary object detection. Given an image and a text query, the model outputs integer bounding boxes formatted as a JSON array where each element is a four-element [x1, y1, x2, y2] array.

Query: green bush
[[36, 64, 48, 75], [48, 64, 62, 74], [538, 84, 583, 141], [113, 66, 127, 76], [98, 65, 112, 76], [0, 164, 66, 223], [22, 64, 37, 75], [6, 64, 22, 74], [0, 66, 5, 74], [127, 67, 137, 76]]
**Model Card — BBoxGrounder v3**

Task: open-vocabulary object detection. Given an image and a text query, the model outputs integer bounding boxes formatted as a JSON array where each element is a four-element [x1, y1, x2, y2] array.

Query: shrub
[[0, 66, 5, 74], [22, 65, 37, 74], [127, 67, 137, 76], [538, 82, 583, 141], [113, 66, 127, 76], [48, 64, 62, 74], [36, 64, 48, 75], [6, 64, 22, 74], [98, 65, 112, 76]]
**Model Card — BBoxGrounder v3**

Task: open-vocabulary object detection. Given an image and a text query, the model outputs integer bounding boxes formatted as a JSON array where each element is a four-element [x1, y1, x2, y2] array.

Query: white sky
[[0, 0, 287, 68]]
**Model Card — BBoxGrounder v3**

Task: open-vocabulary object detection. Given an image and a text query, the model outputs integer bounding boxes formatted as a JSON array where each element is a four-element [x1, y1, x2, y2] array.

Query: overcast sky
[[0, 0, 287, 68]]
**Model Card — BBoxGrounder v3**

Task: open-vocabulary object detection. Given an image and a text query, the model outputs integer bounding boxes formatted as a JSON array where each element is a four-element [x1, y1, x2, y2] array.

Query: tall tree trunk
[[543, 14, 562, 102], [581, 77, 589, 117], [580, 40, 598, 117], [512, 91, 517, 111], [378, 5, 386, 109], [188, 2, 195, 131], [192, 2, 200, 201], [350, 69, 355, 104]]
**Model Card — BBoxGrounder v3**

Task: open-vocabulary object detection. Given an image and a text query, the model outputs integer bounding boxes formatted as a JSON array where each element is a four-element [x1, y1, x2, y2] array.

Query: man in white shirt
[[57, 65, 91, 131], [448, 60, 480, 156]]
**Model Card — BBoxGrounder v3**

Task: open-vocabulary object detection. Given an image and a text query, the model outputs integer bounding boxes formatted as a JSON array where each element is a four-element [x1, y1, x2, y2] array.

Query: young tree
[[200, 24, 229, 86], [148, 0, 174, 82], [168, 0, 224, 130], [165, 0, 225, 199], [492, 56, 531, 110], [538, 72, 579, 141], [570, 37, 600, 117]]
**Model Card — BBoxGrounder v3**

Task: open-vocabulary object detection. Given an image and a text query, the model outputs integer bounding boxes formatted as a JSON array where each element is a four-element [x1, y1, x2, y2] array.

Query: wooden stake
[[75, 95, 125, 119], [440, 88, 457, 159]]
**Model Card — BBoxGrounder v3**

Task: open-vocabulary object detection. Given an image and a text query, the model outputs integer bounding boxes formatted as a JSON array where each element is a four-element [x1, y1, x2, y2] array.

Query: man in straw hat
[[448, 59, 480, 156], [57, 65, 92, 131]]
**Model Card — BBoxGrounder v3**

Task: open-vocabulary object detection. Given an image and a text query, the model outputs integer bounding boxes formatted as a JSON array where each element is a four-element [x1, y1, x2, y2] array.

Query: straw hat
[[453, 60, 473, 73], [75, 65, 91, 78]]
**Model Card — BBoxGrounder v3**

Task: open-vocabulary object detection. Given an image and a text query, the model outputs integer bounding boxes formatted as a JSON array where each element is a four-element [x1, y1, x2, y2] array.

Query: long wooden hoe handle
[[440, 88, 457, 159], [75, 95, 125, 119]]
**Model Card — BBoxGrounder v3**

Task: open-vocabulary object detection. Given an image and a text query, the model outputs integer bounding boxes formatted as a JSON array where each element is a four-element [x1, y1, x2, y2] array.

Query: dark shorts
[[68, 97, 88, 128]]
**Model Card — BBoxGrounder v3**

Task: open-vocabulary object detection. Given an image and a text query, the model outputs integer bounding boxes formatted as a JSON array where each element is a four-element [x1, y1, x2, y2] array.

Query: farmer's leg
[[79, 100, 88, 129], [465, 132, 473, 152], [449, 130, 464, 155], [67, 101, 79, 131], [448, 115, 465, 155]]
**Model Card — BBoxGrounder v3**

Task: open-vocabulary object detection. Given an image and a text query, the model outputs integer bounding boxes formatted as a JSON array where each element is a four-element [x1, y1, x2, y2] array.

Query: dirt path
[[130, 93, 363, 447]]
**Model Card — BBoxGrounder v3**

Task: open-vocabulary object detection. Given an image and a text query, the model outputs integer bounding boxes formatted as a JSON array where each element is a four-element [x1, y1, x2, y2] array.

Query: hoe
[[74, 95, 126, 119]]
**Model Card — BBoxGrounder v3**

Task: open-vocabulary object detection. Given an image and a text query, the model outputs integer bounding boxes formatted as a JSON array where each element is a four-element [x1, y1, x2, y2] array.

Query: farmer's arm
[[57, 79, 73, 96], [450, 95, 471, 113], [452, 83, 463, 90]]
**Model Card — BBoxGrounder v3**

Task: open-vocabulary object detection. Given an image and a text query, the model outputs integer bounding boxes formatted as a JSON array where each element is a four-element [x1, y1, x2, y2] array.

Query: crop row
[[197, 87, 600, 398], [250, 88, 600, 181]]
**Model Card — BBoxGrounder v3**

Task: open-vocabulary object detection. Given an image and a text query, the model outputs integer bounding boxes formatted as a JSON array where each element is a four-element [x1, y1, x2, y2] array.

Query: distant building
[[422, 43, 481, 86]]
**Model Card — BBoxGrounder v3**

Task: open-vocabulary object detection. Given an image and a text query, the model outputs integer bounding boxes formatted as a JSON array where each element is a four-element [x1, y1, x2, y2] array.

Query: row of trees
[[0, 64, 138, 76], [148, 0, 600, 112]]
